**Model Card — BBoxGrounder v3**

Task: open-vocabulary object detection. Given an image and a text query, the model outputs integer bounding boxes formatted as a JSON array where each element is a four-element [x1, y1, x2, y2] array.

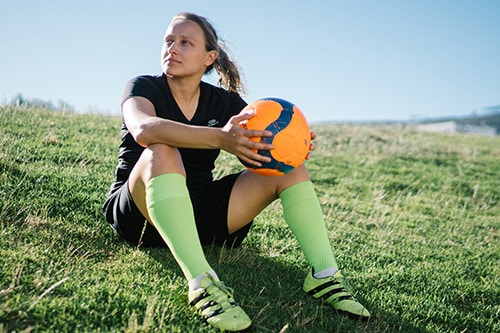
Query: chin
[[163, 67, 178, 77]]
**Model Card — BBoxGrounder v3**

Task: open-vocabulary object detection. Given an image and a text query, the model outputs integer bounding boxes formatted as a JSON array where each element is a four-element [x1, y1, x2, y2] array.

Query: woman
[[103, 12, 370, 331]]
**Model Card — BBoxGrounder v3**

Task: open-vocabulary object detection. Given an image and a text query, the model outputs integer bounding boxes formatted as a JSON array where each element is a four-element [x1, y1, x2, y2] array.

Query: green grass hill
[[1, 106, 498, 332]]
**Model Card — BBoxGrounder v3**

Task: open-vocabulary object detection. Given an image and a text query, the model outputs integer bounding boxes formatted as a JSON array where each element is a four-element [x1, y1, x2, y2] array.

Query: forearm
[[123, 97, 224, 149], [134, 117, 223, 149]]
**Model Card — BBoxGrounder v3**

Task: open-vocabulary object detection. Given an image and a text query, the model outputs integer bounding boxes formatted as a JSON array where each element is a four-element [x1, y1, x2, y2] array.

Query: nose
[[167, 41, 179, 54]]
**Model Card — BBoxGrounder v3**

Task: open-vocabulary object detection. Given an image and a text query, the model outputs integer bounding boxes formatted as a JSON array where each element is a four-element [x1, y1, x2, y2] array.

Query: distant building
[[417, 121, 458, 133], [417, 121, 497, 136]]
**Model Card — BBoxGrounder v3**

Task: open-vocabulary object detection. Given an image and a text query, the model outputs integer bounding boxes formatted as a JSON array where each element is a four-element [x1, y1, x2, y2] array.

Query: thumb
[[236, 107, 256, 127], [238, 107, 256, 119]]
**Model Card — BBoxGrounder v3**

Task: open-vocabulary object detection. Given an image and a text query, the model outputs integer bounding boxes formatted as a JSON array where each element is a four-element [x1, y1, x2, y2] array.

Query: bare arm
[[122, 96, 273, 166]]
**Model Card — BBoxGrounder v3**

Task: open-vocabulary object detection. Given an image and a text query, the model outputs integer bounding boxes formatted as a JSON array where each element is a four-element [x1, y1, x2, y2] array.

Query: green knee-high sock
[[280, 181, 338, 272], [146, 173, 212, 281]]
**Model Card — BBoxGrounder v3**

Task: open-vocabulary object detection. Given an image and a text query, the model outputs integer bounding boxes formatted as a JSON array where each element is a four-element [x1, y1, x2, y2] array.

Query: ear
[[205, 50, 217, 67]]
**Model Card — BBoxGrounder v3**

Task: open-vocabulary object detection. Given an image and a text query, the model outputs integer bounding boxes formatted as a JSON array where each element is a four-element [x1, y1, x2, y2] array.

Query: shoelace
[[307, 274, 357, 303], [334, 274, 352, 291], [204, 276, 237, 311], [328, 275, 359, 302]]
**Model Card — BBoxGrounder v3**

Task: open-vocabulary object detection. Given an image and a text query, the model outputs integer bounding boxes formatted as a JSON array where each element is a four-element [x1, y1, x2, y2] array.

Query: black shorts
[[102, 173, 252, 248]]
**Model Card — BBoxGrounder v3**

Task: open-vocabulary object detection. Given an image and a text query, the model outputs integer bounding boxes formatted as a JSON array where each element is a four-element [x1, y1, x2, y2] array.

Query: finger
[[239, 150, 271, 167], [242, 135, 274, 151], [240, 157, 262, 167], [252, 141, 274, 151], [245, 129, 273, 138], [236, 108, 256, 123]]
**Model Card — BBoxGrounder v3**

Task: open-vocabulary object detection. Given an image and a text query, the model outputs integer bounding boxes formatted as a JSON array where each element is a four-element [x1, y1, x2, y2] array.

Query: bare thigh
[[227, 164, 311, 234]]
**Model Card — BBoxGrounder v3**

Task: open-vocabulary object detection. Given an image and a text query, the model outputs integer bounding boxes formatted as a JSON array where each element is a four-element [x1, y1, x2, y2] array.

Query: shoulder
[[125, 73, 166, 91], [122, 74, 168, 105], [200, 81, 247, 113]]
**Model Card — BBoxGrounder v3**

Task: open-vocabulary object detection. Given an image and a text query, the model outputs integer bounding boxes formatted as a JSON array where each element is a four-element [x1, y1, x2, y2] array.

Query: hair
[[173, 12, 245, 93]]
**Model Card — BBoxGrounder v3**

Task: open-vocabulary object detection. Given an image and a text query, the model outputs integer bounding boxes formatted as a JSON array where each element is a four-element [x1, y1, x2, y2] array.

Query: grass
[[0, 105, 499, 332]]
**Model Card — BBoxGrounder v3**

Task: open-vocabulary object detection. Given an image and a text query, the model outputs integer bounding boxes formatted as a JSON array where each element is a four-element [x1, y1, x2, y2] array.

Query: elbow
[[131, 124, 153, 147]]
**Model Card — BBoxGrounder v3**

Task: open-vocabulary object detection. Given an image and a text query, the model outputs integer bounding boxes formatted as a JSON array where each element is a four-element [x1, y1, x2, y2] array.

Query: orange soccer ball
[[239, 97, 311, 176]]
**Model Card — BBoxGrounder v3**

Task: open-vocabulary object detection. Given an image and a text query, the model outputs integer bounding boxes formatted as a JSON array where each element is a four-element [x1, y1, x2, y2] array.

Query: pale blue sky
[[1, 0, 499, 122]]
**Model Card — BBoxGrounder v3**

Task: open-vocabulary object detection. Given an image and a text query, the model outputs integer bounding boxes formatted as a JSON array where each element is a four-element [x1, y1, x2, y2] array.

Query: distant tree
[[482, 105, 500, 115], [6, 94, 73, 112]]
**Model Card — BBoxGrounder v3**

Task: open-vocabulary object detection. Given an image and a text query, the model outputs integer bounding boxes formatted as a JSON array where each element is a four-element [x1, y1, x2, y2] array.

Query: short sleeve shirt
[[108, 73, 247, 199]]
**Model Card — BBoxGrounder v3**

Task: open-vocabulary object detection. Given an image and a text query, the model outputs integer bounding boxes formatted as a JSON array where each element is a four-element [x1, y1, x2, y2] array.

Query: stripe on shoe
[[189, 292, 209, 307], [306, 279, 355, 302], [190, 293, 224, 319]]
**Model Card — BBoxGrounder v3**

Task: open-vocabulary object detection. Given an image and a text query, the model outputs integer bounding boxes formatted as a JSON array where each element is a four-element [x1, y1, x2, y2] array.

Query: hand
[[305, 131, 316, 160], [221, 109, 274, 167]]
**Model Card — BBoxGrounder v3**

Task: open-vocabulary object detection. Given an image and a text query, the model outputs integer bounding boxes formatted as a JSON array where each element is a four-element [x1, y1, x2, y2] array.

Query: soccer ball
[[239, 97, 311, 176]]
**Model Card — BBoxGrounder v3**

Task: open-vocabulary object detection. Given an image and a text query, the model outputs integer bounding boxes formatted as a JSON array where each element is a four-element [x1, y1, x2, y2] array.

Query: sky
[[1, 0, 499, 123]]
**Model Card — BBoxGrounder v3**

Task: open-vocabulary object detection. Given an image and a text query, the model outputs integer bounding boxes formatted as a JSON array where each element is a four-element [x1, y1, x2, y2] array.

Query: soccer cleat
[[303, 270, 371, 320], [188, 273, 252, 332]]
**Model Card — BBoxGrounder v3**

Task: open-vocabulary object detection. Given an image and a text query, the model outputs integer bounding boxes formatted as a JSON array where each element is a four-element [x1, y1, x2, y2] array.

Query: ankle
[[313, 267, 338, 279], [188, 270, 218, 290]]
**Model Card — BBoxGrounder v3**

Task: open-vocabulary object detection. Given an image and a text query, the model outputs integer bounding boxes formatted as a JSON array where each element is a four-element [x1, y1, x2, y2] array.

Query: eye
[[181, 39, 192, 46]]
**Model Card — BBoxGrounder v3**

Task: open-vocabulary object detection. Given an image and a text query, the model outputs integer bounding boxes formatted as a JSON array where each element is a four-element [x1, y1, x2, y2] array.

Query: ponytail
[[173, 12, 245, 94], [213, 43, 244, 94]]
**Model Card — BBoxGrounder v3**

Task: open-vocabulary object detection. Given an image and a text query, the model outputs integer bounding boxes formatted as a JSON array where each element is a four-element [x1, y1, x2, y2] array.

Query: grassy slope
[[0, 106, 498, 332]]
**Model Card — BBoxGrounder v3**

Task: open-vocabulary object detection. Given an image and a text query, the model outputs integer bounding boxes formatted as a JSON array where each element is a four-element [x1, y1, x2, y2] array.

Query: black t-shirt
[[107, 73, 247, 199]]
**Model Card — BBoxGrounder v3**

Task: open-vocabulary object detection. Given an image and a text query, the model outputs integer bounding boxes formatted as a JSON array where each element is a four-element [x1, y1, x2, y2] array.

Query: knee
[[276, 164, 311, 193], [146, 143, 179, 156], [141, 143, 186, 177]]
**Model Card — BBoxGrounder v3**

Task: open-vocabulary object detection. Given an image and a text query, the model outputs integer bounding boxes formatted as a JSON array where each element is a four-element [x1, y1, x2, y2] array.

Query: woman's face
[[161, 19, 217, 79]]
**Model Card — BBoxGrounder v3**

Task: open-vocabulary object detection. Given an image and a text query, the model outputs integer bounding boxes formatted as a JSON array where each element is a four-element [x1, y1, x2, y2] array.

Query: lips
[[165, 57, 181, 64]]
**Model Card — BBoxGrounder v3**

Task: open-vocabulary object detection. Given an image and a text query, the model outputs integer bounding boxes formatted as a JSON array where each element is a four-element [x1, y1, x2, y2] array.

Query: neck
[[166, 75, 201, 104], [166, 74, 201, 121]]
